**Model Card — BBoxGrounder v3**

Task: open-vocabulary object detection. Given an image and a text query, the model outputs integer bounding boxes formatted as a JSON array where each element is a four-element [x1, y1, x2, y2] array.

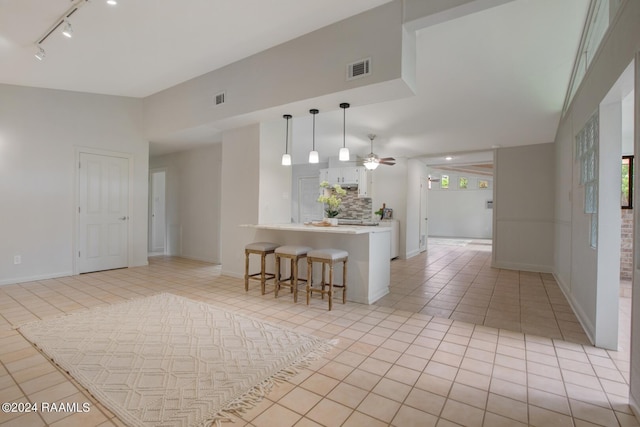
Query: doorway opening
[[149, 169, 167, 256], [423, 151, 494, 248]]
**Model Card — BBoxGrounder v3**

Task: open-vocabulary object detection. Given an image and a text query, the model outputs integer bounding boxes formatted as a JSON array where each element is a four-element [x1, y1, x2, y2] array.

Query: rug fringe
[[199, 339, 337, 426]]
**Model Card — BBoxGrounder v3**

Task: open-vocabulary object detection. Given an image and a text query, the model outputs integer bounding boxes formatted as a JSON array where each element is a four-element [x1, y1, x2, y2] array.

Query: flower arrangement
[[318, 181, 347, 218]]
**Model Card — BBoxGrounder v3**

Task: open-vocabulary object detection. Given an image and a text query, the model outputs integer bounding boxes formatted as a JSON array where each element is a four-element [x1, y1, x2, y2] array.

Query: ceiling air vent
[[214, 91, 226, 106], [347, 58, 371, 81]]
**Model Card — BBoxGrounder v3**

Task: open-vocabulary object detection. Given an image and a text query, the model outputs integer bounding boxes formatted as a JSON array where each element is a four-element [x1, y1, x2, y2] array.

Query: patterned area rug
[[18, 293, 333, 426]]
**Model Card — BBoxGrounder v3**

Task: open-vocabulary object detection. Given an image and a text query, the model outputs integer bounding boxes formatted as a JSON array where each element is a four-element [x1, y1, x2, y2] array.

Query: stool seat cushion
[[245, 242, 280, 252], [308, 248, 348, 260], [276, 245, 313, 256]]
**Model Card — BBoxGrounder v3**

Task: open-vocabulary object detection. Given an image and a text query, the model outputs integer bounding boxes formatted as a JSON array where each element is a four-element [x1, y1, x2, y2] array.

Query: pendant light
[[308, 109, 319, 164], [281, 114, 292, 166], [339, 103, 350, 161]]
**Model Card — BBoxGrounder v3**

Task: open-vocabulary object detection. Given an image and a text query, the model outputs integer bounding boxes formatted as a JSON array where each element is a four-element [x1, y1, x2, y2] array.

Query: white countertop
[[240, 223, 390, 235]]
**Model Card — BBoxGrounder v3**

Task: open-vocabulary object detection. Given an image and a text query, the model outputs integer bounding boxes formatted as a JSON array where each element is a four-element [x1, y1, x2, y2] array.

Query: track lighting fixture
[[339, 103, 350, 161], [62, 20, 73, 38], [308, 109, 319, 164], [282, 114, 292, 166], [33, 0, 92, 60], [34, 45, 46, 61]]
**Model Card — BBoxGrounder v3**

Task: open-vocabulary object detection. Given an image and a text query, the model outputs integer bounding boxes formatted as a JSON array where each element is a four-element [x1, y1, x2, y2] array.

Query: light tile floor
[[377, 240, 592, 344], [0, 254, 637, 427]]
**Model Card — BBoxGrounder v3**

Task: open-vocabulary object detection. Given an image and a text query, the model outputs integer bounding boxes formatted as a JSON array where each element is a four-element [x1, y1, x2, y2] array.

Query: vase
[[324, 217, 338, 226]]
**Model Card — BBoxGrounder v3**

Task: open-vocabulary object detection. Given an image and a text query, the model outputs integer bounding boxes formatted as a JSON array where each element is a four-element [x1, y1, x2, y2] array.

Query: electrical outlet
[[13, 255, 21, 265]]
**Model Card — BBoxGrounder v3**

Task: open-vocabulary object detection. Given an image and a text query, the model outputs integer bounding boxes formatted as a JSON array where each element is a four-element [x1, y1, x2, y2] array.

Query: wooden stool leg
[[244, 251, 249, 292], [321, 263, 326, 300], [328, 262, 334, 311], [306, 259, 312, 305], [290, 259, 295, 293], [274, 255, 281, 298], [260, 253, 266, 295], [292, 258, 298, 303], [343, 258, 347, 304]]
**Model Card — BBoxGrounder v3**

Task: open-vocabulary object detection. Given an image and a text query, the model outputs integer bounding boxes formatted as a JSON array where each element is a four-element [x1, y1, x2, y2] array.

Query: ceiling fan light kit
[[363, 134, 395, 170]]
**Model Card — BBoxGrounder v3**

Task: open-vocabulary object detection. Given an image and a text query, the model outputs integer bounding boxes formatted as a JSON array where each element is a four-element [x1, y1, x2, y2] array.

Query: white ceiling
[[0, 0, 589, 160]]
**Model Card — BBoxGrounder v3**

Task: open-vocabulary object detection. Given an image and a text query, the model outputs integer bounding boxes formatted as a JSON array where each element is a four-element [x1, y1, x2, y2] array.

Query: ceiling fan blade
[[379, 157, 395, 162], [380, 161, 395, 166]]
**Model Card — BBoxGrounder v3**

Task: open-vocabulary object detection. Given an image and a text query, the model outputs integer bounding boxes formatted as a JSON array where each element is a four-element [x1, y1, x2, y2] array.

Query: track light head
[[62, 20, 73, 38], [34, 45, 46, 61]]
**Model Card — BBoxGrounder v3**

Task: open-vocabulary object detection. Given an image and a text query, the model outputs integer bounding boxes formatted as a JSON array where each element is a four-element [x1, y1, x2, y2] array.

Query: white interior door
[[420, 177, 429, 252], [150, 170, 166, 253], [78, 152, 129, 273]]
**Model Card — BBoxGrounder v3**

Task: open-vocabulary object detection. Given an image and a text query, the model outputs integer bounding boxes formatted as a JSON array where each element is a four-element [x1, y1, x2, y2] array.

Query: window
[[622, 155, 633, 209], [576, 112, 599, 248], [441, 175, 449, 189]]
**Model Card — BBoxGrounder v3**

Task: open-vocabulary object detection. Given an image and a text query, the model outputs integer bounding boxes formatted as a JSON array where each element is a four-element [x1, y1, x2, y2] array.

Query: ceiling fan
[[359, 134, 395, 170]]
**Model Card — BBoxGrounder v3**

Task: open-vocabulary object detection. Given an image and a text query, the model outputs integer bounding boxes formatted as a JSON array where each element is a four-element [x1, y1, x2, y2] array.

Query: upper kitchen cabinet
[[320, 167, 371, 198], [323, 166, 360, 185]]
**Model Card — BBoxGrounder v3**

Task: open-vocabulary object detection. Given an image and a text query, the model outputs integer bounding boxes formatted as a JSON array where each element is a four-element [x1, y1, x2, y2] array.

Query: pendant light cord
[[343, 108, 346, 148], [312, 113, 316, 150]]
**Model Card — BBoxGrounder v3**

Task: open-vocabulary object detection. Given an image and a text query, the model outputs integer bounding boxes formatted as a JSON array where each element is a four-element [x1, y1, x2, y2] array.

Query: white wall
[[259, 121, 293, 224], [143, 2, 411, 141], [404, 159, 427, 259], [372, 158, 409, 257], [0, 84, 148, 285], [427, 173, 493, 239], [149, 144, 222, 263], [494, 143, 555, 272], [551, 0, 640, 399]]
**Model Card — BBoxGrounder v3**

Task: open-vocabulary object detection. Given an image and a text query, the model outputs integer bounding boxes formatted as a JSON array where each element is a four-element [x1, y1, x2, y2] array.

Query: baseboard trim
[[630, 393, 639, 422], [492, 261, 553, 273], [405, 249, 421, 259], [553, 272, 596, 346], [0, 271, 74, 286]]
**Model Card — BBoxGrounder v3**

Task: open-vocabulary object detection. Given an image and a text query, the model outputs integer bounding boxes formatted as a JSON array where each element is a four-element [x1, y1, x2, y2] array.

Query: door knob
[[119, 216, 128, 220]]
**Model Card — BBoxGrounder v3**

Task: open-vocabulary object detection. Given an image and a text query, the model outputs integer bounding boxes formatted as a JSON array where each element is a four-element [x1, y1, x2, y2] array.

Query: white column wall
[[596, 102, 622, 349], [220, 124, 260, 278], [404, 159, 427, 259]]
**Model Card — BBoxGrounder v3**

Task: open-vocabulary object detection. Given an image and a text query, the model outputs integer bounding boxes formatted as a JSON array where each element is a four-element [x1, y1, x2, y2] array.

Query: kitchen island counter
[[241, 223, 390, 304]]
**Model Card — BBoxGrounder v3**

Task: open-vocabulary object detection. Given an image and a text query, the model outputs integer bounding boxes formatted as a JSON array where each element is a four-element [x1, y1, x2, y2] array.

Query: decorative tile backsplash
[[338, 188, 372, 220]]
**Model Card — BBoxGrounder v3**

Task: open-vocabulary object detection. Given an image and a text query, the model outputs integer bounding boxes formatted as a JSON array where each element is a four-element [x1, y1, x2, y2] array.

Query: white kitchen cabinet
[[319, 168, 329, 183], [379, 219, 399, 259], [357, 168, 372, 198], [323, 167, 360, 185], [320, 166, 371, 198]]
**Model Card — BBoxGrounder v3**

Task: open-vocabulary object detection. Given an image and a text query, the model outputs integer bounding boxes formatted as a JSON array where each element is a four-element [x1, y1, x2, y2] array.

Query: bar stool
[[274, 245, 312, 303], [306, 248, 348, 310], [244, 242, 280, 294]]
